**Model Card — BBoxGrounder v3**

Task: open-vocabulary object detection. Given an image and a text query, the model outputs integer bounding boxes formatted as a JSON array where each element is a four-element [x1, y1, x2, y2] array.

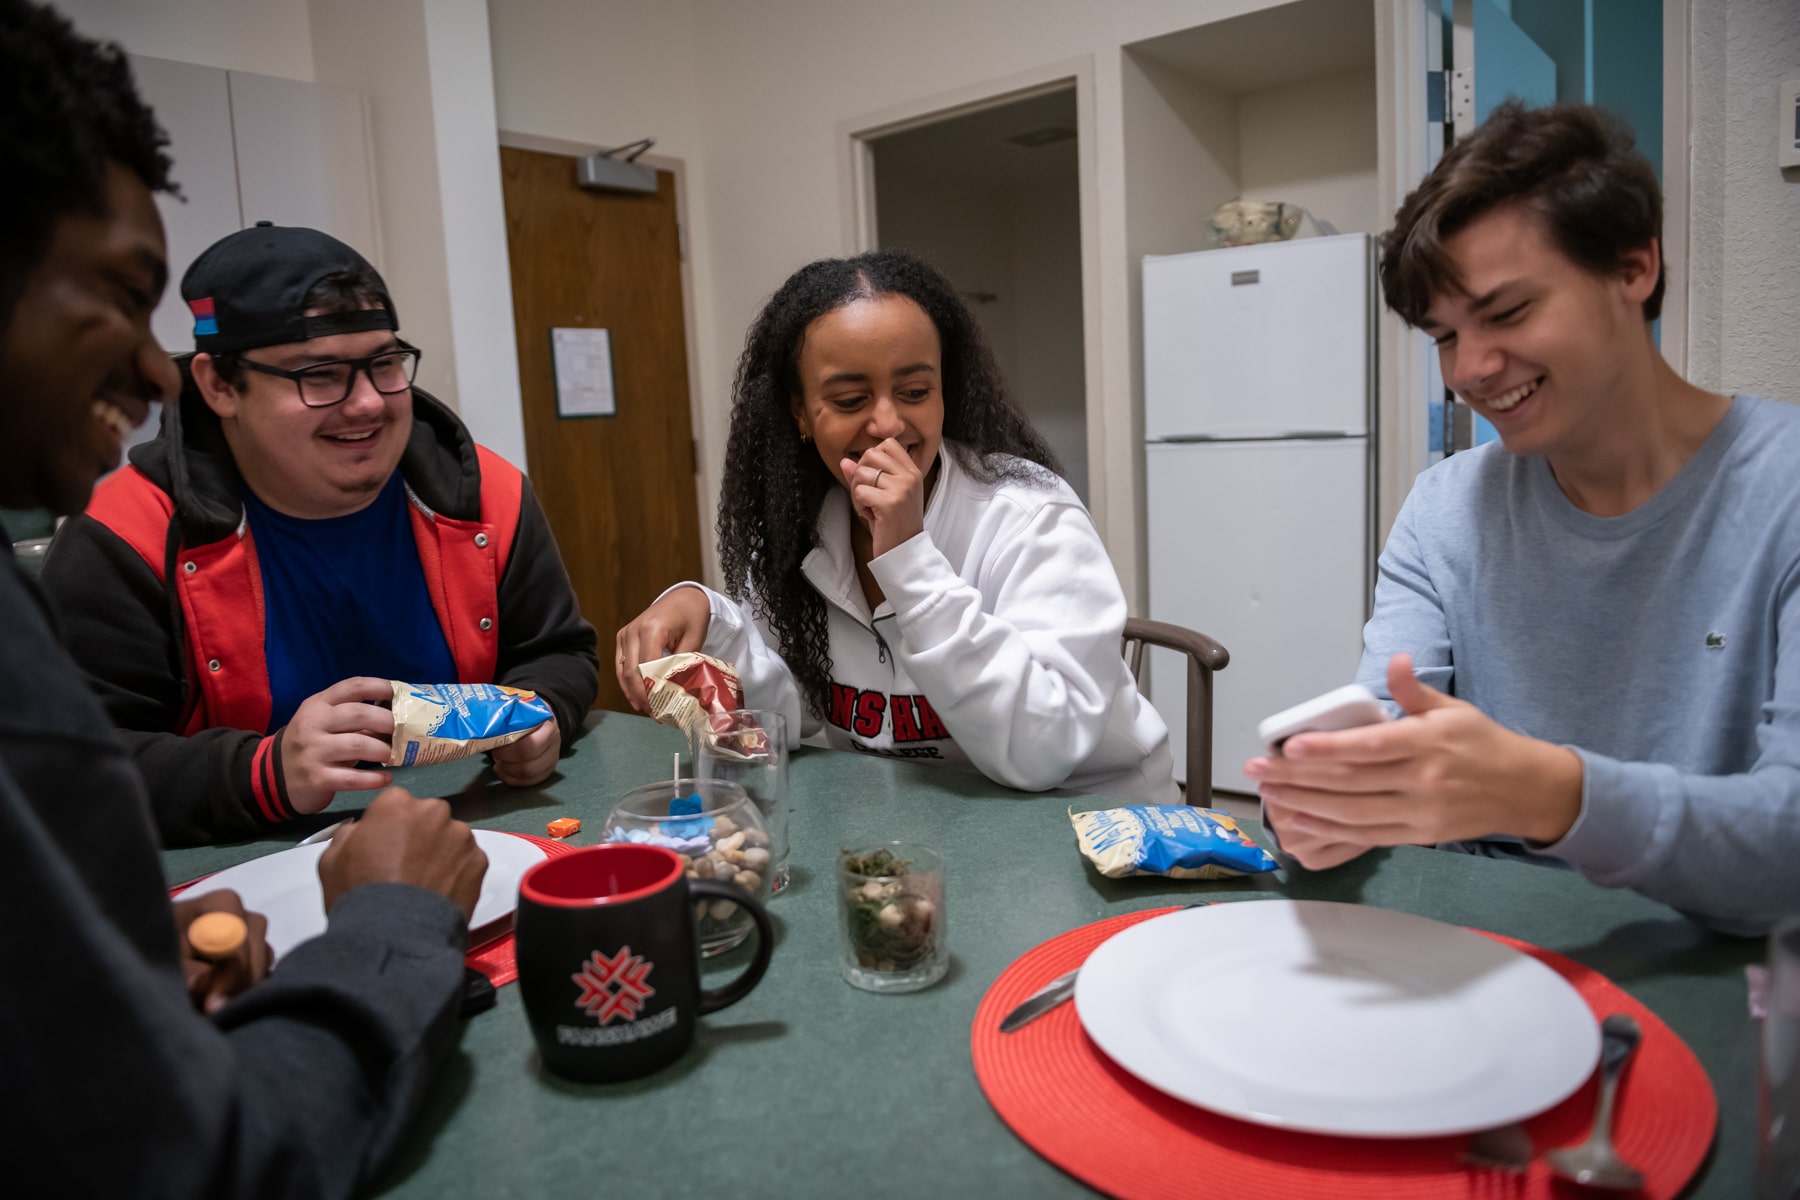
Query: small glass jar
[[602, 777, 768, 957], [693, 709, 790, 895], [836, 842, 947, 993]]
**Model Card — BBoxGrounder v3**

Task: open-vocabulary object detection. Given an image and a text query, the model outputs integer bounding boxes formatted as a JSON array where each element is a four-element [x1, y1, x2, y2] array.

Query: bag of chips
[[638, 652, 746, 741], [1071, 805, 1278, 880], [387, 681, 553, 767]]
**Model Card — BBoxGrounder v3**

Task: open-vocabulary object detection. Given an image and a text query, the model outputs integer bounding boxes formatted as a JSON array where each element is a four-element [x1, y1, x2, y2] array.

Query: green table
[[162, 712, 1759, 1198]]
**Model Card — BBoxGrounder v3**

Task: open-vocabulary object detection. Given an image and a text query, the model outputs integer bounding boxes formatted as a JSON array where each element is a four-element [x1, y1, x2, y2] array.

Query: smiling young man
[[44, 224, 599, 844], [1, 4, 496, 1194], [1245, 102, 1800, 935]]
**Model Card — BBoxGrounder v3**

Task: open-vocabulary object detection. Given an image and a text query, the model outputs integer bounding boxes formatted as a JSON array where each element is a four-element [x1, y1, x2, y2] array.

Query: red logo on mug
[[571, 946, 657, 1024]]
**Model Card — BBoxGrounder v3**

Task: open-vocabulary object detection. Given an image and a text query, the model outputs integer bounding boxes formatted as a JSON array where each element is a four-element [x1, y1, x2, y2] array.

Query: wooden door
[[500, 147, 703, 712]]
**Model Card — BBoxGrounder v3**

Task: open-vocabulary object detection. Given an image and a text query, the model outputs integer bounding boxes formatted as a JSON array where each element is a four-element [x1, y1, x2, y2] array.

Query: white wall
[[1239, 68, 1382, 234], [496, 0, 1279, 604], [421, 0, 525, 467], [305, 0, 524, 466], [875, 181, 1019, 386], [57, 0, 315, 80], [1686, 0, 1800, 400], [487, 0, 704, 161], [308, 0, 452, 405], [1007, 182, 1090, 500]]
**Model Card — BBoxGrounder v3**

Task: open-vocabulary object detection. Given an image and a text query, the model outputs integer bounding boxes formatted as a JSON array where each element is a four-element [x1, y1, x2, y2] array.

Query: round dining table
[[160, 710, 1759, 1198]]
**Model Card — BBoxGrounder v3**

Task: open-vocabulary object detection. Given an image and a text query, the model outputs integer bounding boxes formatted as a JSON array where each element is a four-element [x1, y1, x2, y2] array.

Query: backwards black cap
[[180, 222, 399, 354]]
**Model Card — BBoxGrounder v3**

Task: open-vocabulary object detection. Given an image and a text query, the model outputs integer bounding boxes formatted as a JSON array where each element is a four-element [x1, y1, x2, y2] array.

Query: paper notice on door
[[551, 327, 616, 418]]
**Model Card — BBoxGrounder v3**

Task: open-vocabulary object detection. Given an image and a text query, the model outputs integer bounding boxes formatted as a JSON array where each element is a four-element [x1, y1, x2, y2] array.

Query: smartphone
[[1257, 684, 1391, 754]]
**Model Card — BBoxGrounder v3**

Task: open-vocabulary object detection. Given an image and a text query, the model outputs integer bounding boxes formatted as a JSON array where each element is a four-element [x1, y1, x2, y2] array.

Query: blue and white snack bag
[[386, 681, 554, 767], [1070, 805, 1278, 879]]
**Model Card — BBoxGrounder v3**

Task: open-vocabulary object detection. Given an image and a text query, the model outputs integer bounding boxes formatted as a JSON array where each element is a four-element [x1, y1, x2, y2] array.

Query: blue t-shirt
[[242, 472, 457, 731], [1354, 394, 1800, 935]]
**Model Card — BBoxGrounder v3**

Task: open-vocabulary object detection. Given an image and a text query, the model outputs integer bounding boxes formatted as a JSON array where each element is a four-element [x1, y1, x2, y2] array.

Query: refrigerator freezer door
[[1144, 439, 1369, 794], [1143, 234, 1370, 441]]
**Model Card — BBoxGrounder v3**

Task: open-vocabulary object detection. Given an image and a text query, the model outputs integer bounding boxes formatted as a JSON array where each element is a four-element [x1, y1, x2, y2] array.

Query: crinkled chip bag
[[388, 681, 553, 768], [639, 652, 744, 741], [1071, 805, 1279, 880]]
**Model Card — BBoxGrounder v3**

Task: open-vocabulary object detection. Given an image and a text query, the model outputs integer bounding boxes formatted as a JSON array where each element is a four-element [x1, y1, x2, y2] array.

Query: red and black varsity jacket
[[42, 377, 599, 846]]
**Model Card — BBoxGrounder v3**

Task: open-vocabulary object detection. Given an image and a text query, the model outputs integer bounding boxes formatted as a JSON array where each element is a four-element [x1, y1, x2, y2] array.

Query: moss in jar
[[842, 849, 938, 971]]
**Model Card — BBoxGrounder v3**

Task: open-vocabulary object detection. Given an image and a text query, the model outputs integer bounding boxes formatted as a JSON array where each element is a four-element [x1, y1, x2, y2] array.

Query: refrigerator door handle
[[1151, 431, 1362, 444]]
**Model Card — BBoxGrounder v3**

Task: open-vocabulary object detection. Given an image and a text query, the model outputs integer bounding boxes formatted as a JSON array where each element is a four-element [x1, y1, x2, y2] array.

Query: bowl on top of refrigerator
[[1207, 199, 1302, 247]]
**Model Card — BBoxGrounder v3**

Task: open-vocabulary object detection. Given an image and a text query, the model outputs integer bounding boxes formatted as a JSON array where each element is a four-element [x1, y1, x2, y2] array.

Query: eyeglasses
[[237, 343, 422, 408]]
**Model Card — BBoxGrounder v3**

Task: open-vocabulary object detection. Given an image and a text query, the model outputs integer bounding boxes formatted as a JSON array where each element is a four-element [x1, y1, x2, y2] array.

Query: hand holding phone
[[1257, 684, 1391, 755]]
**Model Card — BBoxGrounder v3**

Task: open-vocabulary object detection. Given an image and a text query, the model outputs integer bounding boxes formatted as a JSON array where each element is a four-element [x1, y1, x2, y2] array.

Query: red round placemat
[[971, 906, 1716, 1200], [173, 831, 579, 987]]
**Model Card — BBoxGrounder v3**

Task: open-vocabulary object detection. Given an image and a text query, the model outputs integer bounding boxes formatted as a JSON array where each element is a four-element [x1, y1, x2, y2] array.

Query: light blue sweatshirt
[[1357, 394, 1800, 936]]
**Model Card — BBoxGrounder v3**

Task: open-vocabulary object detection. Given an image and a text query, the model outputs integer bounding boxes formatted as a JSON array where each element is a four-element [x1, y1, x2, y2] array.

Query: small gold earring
[[800, 433, 812, 444]]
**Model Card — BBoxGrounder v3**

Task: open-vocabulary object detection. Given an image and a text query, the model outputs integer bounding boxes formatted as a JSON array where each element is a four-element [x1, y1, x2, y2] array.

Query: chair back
[[1122, 617, 1229, 803]]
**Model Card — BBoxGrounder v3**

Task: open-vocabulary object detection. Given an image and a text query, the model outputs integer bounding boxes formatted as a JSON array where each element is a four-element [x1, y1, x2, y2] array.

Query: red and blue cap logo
[[188, 297, 218, 337]]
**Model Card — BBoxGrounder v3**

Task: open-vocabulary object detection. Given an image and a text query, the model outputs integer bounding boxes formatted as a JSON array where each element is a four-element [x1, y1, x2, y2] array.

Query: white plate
[[182, 829, 547, 962], [1073, 900, 1600, 1138]]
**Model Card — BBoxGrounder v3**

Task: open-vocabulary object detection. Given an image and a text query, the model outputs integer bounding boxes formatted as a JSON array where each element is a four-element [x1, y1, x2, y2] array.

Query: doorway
[[499, 145, 704, 713], [863, 87, 1090, 501], [1430, 0, 1674, 456]]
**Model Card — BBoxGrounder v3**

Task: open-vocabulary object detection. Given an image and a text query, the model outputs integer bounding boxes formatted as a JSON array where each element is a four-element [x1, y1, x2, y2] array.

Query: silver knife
[[1000, 903, 1213, 1033], [999, 969, 1079, 1033]]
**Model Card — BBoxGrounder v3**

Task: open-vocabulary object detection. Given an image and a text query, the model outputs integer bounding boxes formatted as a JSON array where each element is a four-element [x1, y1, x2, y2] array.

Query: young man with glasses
[[44, 223, 599, 844]]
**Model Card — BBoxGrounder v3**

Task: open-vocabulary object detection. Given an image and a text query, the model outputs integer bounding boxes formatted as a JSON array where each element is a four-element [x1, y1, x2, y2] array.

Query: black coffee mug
[[516, 843, 774, 1082]]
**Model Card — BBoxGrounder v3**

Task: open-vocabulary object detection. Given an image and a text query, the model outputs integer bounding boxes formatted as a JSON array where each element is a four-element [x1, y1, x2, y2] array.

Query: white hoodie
[[683, 445, 1179, 804]]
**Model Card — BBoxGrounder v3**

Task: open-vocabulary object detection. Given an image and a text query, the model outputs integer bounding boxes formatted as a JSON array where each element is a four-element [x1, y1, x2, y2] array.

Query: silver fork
[[1462, 1121, 1532, 1173]]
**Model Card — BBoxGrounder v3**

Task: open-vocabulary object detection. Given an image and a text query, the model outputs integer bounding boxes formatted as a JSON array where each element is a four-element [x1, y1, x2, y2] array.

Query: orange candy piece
[[546, 817, 582, 839]]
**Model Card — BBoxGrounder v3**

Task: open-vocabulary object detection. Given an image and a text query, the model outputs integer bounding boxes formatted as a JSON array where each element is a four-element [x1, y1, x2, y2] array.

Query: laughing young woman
[[616, 251, 1177, 804]]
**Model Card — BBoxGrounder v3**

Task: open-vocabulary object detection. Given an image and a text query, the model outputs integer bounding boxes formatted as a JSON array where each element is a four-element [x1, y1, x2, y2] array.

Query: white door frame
[[1659, 0, 1691, 377], [839, 57, 1105, 530]]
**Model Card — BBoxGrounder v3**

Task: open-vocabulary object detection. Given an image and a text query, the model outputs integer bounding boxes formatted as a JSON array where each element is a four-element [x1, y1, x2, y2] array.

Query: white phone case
[[1257, 684, 1391, 752]]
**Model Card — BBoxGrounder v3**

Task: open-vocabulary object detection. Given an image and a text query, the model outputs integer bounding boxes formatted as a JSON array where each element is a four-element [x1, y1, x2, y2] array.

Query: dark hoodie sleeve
[[493, 478, 599, 739], [3, 558, 468, 1200], [40, 512, 277, 845]]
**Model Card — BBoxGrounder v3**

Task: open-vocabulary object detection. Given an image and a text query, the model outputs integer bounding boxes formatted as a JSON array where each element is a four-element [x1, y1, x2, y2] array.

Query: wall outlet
[[1781, 81, 1800, 170]]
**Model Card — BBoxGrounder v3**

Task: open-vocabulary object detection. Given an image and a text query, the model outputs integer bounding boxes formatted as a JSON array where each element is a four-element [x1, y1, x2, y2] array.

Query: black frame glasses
[[238, 342, 422, 408]]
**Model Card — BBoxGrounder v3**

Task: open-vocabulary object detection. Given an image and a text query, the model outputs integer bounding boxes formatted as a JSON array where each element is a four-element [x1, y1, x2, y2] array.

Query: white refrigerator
[[1141, 233, 1375, 794]]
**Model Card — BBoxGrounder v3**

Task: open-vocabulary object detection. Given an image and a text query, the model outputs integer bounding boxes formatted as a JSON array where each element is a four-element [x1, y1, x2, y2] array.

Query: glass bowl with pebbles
[[602, 777, 771, 956]]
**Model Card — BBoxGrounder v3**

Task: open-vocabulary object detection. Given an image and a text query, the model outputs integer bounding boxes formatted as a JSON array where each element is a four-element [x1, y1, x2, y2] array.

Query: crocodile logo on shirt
[[1705, 631, 1726, 650]]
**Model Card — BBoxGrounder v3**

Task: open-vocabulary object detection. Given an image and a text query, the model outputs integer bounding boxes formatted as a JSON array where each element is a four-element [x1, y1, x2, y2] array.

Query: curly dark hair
[[719, 249, 1063, 718], [0, 0, 175, 321]]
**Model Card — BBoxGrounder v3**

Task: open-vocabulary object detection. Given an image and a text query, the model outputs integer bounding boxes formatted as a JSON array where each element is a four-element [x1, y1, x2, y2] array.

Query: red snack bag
[[638, 652, 744, 740]]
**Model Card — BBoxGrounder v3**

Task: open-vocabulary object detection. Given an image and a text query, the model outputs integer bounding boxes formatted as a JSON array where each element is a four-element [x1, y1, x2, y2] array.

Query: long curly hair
[[719, 250, 1063, 718]]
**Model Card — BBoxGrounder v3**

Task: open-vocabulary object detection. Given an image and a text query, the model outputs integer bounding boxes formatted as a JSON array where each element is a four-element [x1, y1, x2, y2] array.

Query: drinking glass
[[693, 710, 789, 894], [600, 777, 769, 957], [836, 842, 946, 993], [1760, 917, 1800, 1199]]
